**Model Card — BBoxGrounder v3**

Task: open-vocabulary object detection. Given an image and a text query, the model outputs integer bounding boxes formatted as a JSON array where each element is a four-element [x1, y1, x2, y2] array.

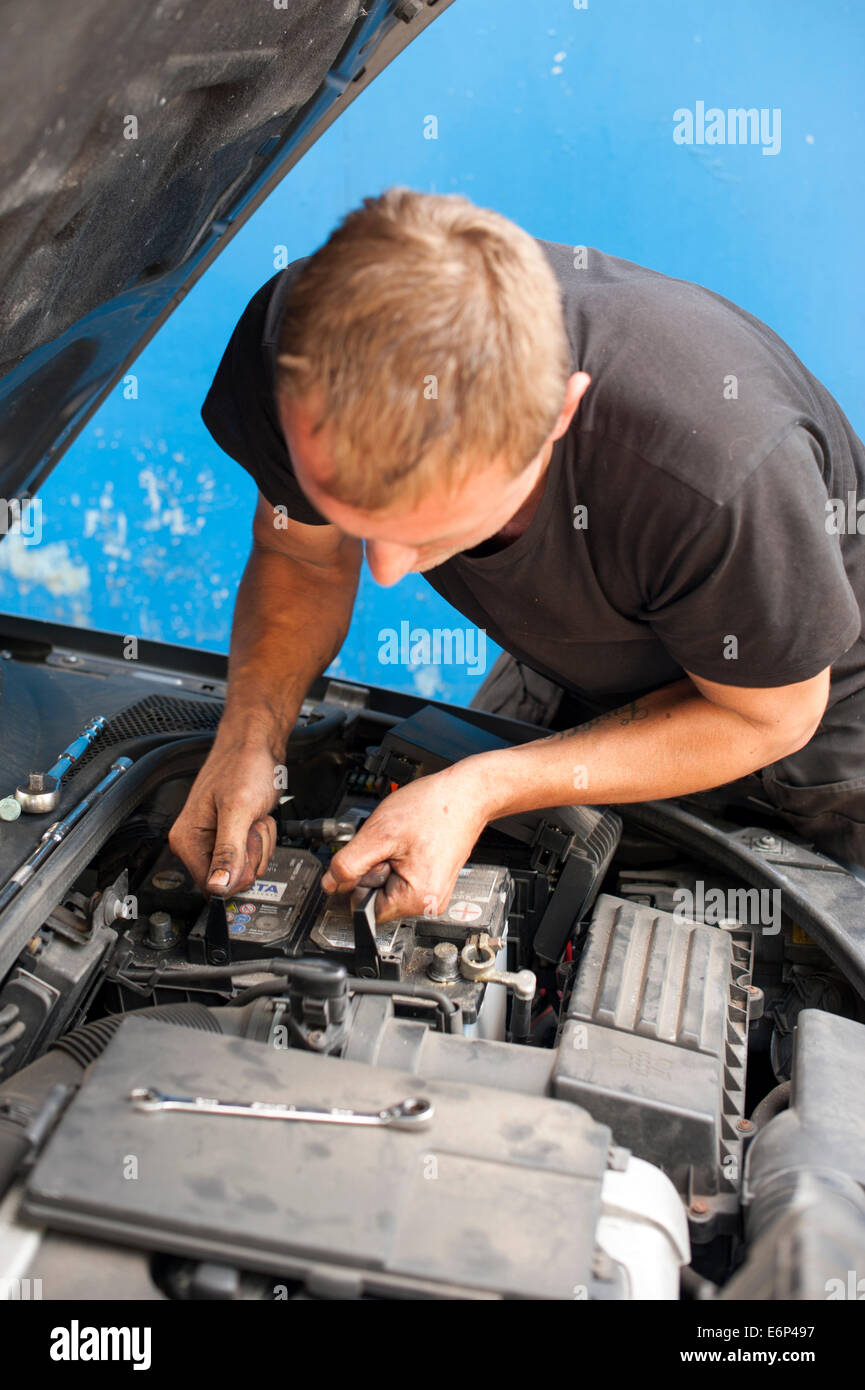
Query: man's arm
[[321, 668, 830, 922], [467, 667, 831, 818], [169, 491, 362, 893]]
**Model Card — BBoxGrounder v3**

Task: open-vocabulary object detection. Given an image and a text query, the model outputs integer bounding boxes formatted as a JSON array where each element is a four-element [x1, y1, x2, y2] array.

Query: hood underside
[[0, 0, 451, 500]]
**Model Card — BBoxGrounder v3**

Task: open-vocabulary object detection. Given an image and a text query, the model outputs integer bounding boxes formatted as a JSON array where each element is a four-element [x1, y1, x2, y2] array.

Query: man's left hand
[[320, 761, 488, 923]]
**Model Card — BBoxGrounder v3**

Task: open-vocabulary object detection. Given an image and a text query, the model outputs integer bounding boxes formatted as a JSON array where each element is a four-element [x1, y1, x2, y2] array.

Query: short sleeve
[[200, 267, 329, 526], [643, 430, 861, 686]]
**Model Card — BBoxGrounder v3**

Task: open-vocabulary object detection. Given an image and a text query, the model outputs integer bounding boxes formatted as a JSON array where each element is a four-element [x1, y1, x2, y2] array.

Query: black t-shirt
[[201, 242, 865, 791]]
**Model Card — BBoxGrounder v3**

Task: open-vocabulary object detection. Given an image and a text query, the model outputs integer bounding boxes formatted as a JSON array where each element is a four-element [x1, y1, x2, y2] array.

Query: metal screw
[[737, 1118, 754, 1133], [307, 1030, 325, 1048], [690, 1200, 708, 1216]]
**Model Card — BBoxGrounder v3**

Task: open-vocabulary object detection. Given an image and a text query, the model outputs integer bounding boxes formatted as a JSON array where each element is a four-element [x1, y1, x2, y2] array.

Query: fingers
[[322, 833, 397, 893], [251, 816, 277, 878], [356, 861, 391, 889], [206, 802, 270, 897], [169, 810, 276, 898], [168, 811, 214, 895], [371, 869, 417, 924], [168, 829, 213, 896]]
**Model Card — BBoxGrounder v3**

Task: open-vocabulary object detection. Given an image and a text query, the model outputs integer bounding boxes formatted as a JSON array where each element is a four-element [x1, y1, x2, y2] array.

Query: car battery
[[410, 863, 512, 943], [220, 846, 323, 956], [308, 862, 511, 958]]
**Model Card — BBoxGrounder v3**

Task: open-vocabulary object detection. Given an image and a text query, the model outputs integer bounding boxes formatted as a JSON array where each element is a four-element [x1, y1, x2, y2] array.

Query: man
[[169, 188, 865, 922]]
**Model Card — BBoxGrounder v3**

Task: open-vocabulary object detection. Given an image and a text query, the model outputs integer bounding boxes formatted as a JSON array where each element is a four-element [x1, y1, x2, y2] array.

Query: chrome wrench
[[15, 715, 108, 813], [128, 1088, 434, 1130]]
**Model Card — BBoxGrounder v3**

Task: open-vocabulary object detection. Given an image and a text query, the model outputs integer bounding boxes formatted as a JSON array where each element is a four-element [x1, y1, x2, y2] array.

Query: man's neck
[[466, 440, 555, 556]]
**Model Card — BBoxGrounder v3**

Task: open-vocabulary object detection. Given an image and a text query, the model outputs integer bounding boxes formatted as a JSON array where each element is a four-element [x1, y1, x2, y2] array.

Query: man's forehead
[[276, 391, 427, 532]]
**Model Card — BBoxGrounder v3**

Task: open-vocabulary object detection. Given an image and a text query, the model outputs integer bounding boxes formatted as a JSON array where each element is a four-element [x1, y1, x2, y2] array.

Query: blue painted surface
[[1, 0, 862, 707]]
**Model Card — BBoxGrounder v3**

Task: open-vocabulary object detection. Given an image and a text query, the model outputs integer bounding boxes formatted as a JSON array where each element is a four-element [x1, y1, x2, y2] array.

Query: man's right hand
[[168, 740, 279, 897]]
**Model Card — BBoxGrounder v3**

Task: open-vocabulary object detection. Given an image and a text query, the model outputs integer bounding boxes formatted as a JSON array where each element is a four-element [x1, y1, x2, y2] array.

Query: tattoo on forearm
[[540, 698, 650, 743]]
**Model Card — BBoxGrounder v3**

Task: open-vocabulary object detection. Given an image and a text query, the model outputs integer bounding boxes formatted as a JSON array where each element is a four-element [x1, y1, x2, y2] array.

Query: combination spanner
[[128, 1087, 434, 1130]]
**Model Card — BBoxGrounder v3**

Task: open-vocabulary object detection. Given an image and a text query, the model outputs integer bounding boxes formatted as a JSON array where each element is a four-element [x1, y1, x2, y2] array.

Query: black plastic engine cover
[[22, 1016, 616, 1299]]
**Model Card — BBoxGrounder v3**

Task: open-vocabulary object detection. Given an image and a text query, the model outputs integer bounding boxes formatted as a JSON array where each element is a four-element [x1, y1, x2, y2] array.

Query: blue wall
[[1, 0, 862, 706]]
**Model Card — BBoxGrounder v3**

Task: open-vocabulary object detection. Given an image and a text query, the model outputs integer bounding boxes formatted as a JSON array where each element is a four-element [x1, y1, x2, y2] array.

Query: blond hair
[[275, 187, 571, 512]]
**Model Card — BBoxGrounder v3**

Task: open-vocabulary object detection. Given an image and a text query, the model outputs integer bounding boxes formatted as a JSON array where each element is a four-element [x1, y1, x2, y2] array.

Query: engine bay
[[2, 668, 865, 1300]]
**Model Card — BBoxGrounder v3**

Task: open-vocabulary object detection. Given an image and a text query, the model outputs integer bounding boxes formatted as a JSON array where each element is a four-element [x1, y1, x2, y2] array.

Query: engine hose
[[508, 993, 532, 1044], [53, 1002, 223, 1069], [0, 1002, 223, 1200], [749, 1080, 792, 1130]]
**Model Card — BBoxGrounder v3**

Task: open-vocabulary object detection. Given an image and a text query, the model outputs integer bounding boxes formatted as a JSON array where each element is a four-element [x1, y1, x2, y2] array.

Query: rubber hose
[[52, 1002, 222, 1069], [750, 1079, 792, 1130]]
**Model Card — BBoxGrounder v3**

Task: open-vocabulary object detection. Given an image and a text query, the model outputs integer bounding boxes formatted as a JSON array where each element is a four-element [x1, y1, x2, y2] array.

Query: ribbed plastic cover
[[554, 895, 752, 1196]]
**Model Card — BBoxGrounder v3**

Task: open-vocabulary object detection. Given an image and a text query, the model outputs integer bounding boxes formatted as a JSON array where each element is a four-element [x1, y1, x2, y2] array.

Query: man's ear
[[551, 372, 591, 441]]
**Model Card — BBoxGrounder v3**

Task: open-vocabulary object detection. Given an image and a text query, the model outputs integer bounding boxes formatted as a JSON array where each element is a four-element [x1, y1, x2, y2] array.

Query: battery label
[[447, 900, 483, 923], [243, 879, 289, 903]]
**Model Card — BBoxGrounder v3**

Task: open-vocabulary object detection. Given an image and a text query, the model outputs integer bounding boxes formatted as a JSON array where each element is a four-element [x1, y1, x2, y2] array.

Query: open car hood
[[0, 0, 453, 501]]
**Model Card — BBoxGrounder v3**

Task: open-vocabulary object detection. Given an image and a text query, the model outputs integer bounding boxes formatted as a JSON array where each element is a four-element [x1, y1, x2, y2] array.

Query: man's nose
[[365, 541, 417, 587]]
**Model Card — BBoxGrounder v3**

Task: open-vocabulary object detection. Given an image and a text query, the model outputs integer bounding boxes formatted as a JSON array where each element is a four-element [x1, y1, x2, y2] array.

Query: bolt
[[395, 0, 423, 22], [754, 833, 781, 852], [690, 1200, 709, 1216], [307, 1030, 325, 1048], [147, 910, 176, 947], [428, 941, 459, 982], [27, 773, 44, 792], [747, 983, 765, 1021], [737, 1118, 754, 1133], [210, 949, 228, 965]]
